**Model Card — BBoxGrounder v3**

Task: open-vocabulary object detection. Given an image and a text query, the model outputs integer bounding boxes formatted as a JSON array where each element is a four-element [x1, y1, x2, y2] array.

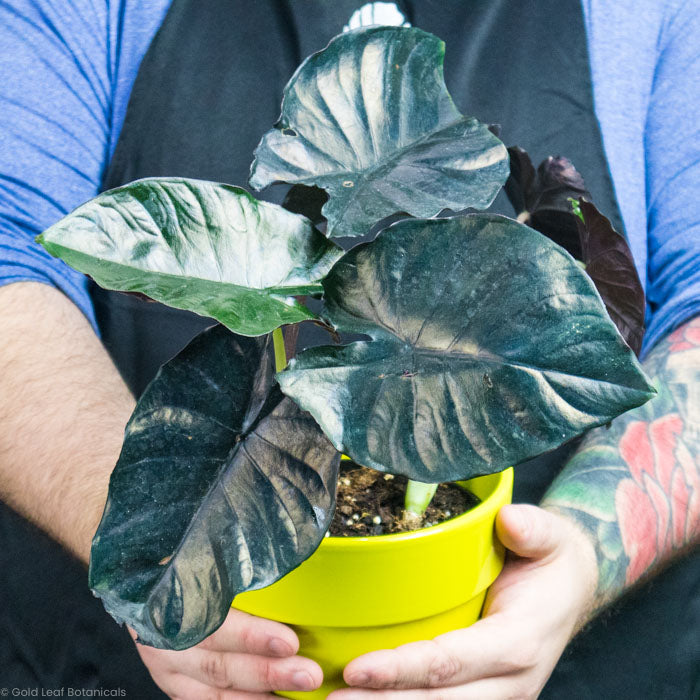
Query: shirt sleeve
[[643, 1, 700, 354], [0, 0, 117, 327], [0, 0, 168, 331]]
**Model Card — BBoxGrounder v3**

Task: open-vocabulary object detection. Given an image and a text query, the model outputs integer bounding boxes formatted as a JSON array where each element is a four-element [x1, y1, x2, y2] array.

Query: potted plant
[[37, 26, 654, 699]]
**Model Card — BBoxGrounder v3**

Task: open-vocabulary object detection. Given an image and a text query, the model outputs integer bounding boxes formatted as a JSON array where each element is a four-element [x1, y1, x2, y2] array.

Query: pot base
[[276, 593, 486, 698]]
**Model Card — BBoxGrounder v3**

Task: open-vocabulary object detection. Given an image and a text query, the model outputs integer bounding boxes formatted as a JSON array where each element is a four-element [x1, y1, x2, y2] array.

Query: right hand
[[132, 607, 323, 699]]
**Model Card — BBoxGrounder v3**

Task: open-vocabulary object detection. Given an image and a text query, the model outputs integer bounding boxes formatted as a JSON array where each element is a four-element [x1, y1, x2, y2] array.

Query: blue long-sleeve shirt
[[0, 0, 698, 356]]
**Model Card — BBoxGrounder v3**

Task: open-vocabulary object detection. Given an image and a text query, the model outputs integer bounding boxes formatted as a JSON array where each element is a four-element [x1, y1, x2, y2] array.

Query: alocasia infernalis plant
[[38, 26, 654, 650]]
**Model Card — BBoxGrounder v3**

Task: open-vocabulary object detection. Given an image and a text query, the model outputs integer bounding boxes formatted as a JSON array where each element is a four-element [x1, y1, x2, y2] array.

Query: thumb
[[495, 504, 564, 559]]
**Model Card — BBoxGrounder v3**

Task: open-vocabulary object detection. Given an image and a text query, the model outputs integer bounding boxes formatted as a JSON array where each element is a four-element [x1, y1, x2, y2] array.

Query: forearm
[[542, 315, 700, 610], [0, 281, 134, 563]]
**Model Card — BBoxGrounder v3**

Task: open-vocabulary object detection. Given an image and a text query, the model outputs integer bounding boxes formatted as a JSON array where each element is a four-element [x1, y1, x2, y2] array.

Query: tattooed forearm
[[542, 315, 700, 604]]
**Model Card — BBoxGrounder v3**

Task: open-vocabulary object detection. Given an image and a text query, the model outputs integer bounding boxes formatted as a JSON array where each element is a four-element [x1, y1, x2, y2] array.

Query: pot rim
[[322, 466, 513, 549]]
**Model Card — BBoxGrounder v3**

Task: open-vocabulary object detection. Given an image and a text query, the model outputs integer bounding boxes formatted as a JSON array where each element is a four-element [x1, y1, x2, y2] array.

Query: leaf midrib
[[289, 341, 652, 394], [43, 241, 325, 296]]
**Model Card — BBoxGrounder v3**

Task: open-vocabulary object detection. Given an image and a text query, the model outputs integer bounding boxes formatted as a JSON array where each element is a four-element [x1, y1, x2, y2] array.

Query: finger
[[496, 504, 563, 559], [159, 673, 277, 700], [130, 608, 298, 658], [198, 607, 300, 657], [342, 619, 527, 690], [168, 647, 322, 693]]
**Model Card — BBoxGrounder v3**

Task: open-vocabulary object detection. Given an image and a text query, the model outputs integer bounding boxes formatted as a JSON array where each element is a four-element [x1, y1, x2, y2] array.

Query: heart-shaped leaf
[[250, 27, 509, 238], [89, 326, 340, 650], [505, 147, 589, 257], [37, 178, 343, 336], [277, 215, 655, 482], [576, 199, 645, 355]]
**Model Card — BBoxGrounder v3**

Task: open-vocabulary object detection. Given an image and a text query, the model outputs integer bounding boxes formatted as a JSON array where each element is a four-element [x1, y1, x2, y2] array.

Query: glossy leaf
[[576, 199, 646, 355], [89, 326, 340, 650], [505, 147, 589, 257], [250, 27, 509, 238], [277, 215, 655, 483], [37, 178, 343, 336]]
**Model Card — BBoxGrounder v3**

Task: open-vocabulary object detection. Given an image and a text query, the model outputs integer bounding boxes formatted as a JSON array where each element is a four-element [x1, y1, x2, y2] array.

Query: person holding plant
[[0, 1, 698, 699]]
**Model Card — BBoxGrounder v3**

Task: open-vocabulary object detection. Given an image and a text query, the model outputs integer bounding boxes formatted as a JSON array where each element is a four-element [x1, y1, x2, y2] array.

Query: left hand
[[328, 504, 598, 700], [133, 607, 322, 698]]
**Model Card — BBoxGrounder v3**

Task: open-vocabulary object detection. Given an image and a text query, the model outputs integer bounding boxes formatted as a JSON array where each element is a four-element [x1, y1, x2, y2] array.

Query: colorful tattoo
[[542, 316, 700, 601]]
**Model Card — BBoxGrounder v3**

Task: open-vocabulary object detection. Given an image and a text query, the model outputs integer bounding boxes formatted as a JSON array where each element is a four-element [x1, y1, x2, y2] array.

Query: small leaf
[[576, 199, 646, 355], [505, 150, 645, 355], [37, 178, 343, 336], [505, 147, 589, 258], [89, 326, 340, 650], [250, 27, 509, 237], [278, 215, 655, 483]]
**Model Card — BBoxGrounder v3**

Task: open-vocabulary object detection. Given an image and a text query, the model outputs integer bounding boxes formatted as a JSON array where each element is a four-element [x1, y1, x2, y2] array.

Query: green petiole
[[272, 326, 287, 372], [403, 479, 439, 528]]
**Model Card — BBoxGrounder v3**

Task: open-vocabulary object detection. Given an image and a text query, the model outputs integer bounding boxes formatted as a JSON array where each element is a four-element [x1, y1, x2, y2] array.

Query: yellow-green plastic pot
[[235, 467, 513, 699]]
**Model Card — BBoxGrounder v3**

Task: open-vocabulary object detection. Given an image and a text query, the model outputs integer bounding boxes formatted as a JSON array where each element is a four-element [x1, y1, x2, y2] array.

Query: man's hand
[[328, 504, 597, 700], [133, 607, 323, 699]]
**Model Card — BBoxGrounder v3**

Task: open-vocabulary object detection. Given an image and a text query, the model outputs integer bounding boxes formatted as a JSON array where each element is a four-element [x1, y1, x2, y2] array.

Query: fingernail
[[268, 638, 292, 656], [292, 671, 315, 691], [347, 672, 369, 686]]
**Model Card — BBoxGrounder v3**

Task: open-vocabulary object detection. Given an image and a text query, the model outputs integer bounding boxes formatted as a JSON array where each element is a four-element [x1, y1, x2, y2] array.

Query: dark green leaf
[[576, 199, 646, 355], [250, 27, 509, 238], [89, 326, 340, 650], [277, 215, 654, 482], [505, 147, 589, 258], [37, 178, 343, 336]]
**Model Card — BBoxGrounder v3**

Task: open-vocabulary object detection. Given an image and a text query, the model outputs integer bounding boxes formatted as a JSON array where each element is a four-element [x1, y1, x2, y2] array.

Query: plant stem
[[403, 480, 439, 529], [272, 327, 287, 372]]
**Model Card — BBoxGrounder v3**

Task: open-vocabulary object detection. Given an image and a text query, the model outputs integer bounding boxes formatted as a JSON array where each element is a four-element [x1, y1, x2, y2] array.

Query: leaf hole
[[343, 180, 354, 188], [282, 127, 298, 137]]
